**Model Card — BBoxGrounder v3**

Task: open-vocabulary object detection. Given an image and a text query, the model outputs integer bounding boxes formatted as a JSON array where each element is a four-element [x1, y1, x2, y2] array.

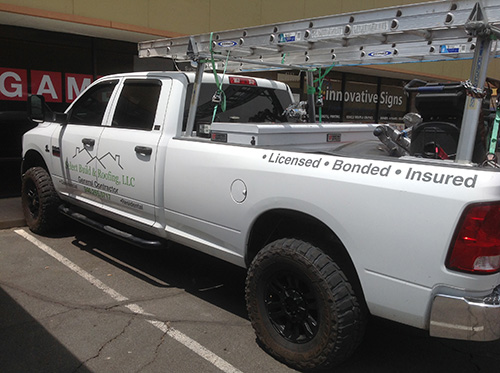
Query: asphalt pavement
[[0, 197, 25, 230], [2, 199, 500, 372]]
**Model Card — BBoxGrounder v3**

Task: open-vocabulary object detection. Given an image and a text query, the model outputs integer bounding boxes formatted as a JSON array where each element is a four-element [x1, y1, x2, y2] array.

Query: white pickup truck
[[20, 0, 500, 371]]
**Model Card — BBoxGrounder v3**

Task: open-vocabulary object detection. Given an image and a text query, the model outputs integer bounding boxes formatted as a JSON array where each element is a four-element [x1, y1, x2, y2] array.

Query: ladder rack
[[138, 0, 500, 164], [139, 0, 500, 72]]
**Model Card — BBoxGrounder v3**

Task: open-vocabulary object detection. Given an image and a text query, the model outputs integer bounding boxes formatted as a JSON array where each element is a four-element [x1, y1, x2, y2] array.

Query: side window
[[111, 79, 162, 131], [68, 80, 118, 125]]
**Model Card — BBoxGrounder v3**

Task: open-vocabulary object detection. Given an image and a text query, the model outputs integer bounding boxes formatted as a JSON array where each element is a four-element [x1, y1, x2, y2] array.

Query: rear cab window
[[182, 78, 293, 134]]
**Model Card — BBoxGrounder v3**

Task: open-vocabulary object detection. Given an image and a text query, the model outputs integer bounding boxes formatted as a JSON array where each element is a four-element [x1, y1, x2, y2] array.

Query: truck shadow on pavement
[[70, 223, 249, 319], [0, 286, 93, 373], [68, 223, 500, 373], [344, 317, 500, 372]]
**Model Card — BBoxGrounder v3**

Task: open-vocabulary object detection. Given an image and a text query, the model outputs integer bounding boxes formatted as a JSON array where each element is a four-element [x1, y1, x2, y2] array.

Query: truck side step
[[59, 205, 163, 250]]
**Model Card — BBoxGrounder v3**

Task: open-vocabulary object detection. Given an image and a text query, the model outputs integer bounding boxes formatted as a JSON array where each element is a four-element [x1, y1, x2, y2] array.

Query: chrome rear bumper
[[429, 286, 500, 341]]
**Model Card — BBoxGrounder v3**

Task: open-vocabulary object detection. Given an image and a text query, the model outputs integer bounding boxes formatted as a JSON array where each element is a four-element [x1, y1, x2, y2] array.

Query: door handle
[[135, 146, 152, 156], [82, 138, 95, 147]]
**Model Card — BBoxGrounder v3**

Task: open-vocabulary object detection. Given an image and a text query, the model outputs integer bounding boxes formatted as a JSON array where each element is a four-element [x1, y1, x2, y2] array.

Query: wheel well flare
[[22, 150, 48, 174], [246, 209, 366, 309]]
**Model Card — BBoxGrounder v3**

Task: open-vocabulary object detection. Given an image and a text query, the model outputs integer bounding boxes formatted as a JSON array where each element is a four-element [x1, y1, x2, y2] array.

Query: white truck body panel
[[23, 71, 500, 325], [22, 70, 500, 331], [161, 137, 500, 328], [20, 2, 500, 368]]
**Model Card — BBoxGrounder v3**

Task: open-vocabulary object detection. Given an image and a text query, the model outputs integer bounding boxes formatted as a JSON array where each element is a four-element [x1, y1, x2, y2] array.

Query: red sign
[[66, 73, 93, 103], [31, 70, 63, 103], [1, 67, 96, 103], [0, 68, 28, 101]]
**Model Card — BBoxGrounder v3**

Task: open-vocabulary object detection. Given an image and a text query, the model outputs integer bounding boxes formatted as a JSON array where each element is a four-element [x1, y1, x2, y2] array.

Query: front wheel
[[245, 238, 365, 371], [21, 167, 61, 234]]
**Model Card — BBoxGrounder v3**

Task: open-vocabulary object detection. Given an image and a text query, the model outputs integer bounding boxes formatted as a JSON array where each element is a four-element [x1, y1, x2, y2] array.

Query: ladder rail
[[138, 0, 500, 71], [140, 0, 500, 164]]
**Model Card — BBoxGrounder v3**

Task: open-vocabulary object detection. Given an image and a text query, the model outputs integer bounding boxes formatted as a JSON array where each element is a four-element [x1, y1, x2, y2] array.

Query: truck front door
[[52, 80, 119, 206]]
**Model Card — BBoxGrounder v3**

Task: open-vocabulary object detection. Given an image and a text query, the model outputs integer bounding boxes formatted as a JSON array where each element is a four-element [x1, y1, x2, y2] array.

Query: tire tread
[[245, 238, 366, 370], [21, 167, 61, 234]]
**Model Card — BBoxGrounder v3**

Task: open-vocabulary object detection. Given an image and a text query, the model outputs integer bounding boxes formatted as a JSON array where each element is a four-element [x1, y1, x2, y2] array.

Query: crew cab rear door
[[96, 77, 170, 226]]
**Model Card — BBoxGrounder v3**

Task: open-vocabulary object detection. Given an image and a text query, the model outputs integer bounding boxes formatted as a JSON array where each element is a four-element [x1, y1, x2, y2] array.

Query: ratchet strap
[[208, 32, 231, 122], [310, 65, 335, 123]]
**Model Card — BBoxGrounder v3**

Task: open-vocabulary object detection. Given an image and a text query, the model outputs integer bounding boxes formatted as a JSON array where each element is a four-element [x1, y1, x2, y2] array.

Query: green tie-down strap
[[308, 65, 335, 123], [489, 106, 500, 155], [208, 32, 231, 122]]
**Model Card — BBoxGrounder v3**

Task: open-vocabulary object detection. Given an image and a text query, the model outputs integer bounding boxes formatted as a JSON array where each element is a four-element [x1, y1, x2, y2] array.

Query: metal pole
[[306, 70, 316, 123], [455, 1, 494, 164], [185, 61, 205, 137], [455, 35, 492, 164]]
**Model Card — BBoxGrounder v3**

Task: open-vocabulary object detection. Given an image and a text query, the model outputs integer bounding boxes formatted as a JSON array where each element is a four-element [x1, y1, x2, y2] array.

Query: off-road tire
[[21, 167, 61, 234], [245, 238, 365, 371]]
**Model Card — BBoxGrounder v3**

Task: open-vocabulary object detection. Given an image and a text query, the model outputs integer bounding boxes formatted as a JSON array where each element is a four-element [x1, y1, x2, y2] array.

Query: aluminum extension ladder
[[138, 0, 500, 163]]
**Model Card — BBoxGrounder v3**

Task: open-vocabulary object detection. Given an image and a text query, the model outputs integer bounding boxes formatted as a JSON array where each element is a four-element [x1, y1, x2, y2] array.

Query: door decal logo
[[72, 147, 123, 170], [65, 146, 137, 201]]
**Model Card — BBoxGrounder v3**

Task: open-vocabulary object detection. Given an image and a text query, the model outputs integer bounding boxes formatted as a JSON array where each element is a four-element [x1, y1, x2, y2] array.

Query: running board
[[59, 205, 163, 249]]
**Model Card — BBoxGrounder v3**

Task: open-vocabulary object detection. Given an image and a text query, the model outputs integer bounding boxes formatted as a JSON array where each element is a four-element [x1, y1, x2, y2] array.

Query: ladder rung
[[138, 0, 500, 71]]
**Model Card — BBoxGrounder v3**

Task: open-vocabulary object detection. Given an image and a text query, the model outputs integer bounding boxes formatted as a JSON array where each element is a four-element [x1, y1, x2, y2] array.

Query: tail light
[[446, 202, 500, 274]]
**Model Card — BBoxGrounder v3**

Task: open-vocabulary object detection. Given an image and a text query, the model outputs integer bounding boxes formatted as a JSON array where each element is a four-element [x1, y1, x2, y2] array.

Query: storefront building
[[1, 0, 498, 196], [0, 24, 146, 196], [273, 71, 408, 124]]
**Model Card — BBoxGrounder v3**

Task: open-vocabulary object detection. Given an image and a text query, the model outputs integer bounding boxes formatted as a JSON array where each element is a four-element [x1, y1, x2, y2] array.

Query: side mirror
[[27, 95, 68, 124], [27, 95, 46, 123]]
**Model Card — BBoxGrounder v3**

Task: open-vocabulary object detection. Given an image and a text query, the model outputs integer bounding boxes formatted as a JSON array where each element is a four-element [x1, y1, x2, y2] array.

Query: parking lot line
[[14, 229, 243, 373]]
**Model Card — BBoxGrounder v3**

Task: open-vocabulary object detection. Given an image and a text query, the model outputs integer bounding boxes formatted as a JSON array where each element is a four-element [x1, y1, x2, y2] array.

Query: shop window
[[318, 77, 342, 122], [378, 81, 407, 124], [342, 80, 378, 123]]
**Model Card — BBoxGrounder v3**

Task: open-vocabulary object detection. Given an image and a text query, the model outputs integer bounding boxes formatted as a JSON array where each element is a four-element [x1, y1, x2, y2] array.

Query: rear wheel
[[245, 238, 365, 371], [21, 167, 61, 234]]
